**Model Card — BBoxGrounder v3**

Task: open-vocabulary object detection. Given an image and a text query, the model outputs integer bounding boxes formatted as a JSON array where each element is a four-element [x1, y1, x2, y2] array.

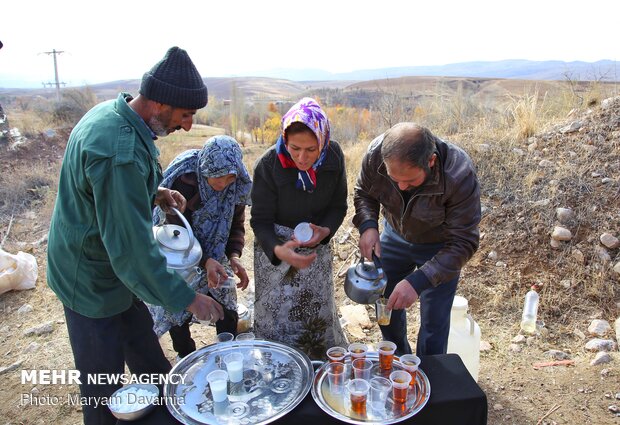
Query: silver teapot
[[344, 251, 387, 304], [153, 207, 202, 284]]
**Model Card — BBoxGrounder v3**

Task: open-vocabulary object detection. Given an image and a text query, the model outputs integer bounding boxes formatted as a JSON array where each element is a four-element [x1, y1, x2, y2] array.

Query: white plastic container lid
[[452, 295, 469, 310], [294, 222, 313, 243]]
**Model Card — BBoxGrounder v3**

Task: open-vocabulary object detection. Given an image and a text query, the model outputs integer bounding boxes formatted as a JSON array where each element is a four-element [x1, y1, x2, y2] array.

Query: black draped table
[[119, 354, 487, 425]]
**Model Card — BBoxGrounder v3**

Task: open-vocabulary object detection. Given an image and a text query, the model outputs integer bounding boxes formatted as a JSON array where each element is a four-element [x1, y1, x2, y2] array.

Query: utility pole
[[43, 49, 65, 102]]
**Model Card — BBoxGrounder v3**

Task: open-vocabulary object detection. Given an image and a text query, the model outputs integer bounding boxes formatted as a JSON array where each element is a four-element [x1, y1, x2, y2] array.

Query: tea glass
[[348, 343, 368, 361], [347, 379, 370, 415], [352, 358, 373, 381], [375, 298, 392, 325], [399, 354, 421, 387], [326, 346, 347, 363], [377, 341, 397, 370], [389, 370, 411, 404], [325, 361, 346, 394]]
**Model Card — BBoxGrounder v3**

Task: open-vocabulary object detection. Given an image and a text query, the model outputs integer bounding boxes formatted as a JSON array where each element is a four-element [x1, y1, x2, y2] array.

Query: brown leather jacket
[[353, 134, 481, 286]]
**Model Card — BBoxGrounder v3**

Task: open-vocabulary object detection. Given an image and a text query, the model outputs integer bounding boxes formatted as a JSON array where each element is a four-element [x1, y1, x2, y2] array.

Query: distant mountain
[[247, 60, 620, 82]]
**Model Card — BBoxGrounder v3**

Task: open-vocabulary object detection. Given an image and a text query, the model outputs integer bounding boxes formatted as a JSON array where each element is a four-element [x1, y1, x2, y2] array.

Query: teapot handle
[[371, 250, 385, 280], [171, 207, 196, 259]]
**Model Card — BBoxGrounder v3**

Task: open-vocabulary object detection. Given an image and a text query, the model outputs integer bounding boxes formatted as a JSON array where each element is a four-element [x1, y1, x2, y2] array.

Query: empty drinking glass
[[215, 332, 234, 343], [369, 377, 392, 410], [236, 332, 256, 358], [235, 332, 255, 341]]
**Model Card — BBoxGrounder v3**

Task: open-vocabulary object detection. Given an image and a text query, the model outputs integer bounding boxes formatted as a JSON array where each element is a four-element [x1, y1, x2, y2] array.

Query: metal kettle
[[153, 207, 203, 284], [344, 251, 388, 304]]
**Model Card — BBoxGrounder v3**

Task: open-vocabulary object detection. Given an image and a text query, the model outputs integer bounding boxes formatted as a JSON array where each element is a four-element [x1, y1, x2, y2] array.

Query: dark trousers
[[169, 300, 238, 358], [64, 300, 172, 425], [380, 221, 459, 356]]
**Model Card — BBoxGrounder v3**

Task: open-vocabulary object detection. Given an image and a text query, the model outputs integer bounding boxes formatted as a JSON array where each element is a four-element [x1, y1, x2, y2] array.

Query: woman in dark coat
[[250, 97, 348, 358]]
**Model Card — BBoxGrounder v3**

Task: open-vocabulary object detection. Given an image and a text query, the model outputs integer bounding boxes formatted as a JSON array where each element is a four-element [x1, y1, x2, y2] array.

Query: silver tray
[[311, 352, 431, 424], [164, 340, 314, 424]]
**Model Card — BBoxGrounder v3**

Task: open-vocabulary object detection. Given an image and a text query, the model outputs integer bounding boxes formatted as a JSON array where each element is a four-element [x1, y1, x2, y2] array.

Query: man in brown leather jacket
[[353, 123, 481, 356]]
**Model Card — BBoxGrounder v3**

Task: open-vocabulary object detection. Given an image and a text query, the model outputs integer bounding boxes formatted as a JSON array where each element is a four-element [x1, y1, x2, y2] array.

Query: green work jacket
[[47, 92, 195, 318]]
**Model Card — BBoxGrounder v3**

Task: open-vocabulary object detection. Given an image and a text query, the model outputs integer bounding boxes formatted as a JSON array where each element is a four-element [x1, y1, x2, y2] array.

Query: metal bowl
[[108, 383, 159, 421]]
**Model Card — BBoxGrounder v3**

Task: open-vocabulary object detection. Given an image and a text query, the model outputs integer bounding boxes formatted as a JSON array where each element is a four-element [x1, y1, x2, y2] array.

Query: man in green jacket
[[47, 47, 223, 425]]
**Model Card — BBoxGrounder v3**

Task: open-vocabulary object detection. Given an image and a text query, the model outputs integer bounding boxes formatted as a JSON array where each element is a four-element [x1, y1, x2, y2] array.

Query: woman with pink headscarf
[[250, 97, 348, 358]]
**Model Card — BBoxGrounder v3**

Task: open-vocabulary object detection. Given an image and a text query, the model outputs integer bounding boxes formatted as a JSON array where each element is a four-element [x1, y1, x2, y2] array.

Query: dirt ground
[[0, 104, 619, 425]]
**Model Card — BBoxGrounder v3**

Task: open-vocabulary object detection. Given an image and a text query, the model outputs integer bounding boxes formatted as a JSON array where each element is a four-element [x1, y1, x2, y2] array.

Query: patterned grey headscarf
[[150, 135, 252, 335]]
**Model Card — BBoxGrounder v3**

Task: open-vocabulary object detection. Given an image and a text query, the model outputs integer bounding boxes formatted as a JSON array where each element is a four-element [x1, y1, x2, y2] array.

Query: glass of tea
[[348, 343, 368, 361], [347, 378, 370, 415], [326, 361, 346, 394], [389, 370, 411, 404], [377, 341, 397, 370], [326, 346, 347, 363], [352, 358, 373, 381], [375, 297, 392, 325], [399, 354, 421, 387]]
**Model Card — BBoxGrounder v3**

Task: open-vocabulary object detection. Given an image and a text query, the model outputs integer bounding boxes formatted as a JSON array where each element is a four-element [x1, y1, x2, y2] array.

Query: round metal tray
[[311, 352, 431, 424], [164, 340, 314, 424]]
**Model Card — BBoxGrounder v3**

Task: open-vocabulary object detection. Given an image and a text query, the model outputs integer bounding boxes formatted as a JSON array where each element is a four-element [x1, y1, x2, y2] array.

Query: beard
[[148, 108, 174, 137]]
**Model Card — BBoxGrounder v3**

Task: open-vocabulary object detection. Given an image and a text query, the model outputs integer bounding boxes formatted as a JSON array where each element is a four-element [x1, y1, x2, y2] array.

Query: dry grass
[[156, 124, 226, 168]]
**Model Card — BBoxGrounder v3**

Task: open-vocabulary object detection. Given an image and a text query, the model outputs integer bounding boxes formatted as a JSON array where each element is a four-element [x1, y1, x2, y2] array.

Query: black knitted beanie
[[139, 46, 208, 110]]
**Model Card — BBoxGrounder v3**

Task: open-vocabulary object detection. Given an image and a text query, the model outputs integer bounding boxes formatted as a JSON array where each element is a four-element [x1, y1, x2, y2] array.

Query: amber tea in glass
[[348, 343, 368, 360], [375, 297, 392, 325], [389, 370, 411, 404], [347, 379, 370, 416], [399, 354, 421, 387], [378, 341, 396, 370], [351, 393, 367, 415], [326, 346, 347, 363]]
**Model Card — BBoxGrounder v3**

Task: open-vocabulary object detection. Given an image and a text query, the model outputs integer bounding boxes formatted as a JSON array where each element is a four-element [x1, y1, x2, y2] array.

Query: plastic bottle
[[447, 296, 481, 381], [520, 285, 540, 334]]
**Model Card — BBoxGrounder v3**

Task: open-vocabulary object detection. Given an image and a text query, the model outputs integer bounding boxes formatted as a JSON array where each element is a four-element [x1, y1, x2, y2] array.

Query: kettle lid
[[156, 225, 191, 251], [355, 260, 383, 280]]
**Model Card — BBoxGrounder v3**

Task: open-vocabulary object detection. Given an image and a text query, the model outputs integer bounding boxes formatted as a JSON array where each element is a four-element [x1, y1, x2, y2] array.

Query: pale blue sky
[[1, 0, 618, 87]]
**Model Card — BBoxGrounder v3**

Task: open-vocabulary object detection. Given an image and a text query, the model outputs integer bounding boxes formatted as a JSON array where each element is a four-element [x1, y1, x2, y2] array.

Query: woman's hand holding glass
[[229, 255, 249, 290]]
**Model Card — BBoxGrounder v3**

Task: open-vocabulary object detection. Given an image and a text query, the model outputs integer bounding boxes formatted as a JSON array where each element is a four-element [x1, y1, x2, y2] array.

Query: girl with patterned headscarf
[[149, 135, 252, 358], [250, 98, 348, 358]]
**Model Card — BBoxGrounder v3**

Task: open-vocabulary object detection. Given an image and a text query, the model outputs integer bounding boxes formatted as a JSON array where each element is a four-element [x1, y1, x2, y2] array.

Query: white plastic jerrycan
[[447, 295, 481, 381]]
